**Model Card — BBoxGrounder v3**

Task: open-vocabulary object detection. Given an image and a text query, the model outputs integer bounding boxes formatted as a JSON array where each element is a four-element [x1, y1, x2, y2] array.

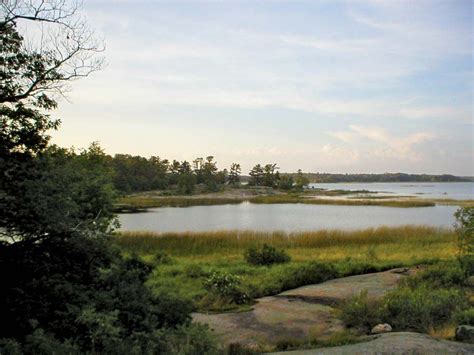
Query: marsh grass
[[118, 196, 246, 208], [249, 195, 435, 207], [116, 226, 454, 257], [115, 226, 457, 312], [117, 194, 439, 209]]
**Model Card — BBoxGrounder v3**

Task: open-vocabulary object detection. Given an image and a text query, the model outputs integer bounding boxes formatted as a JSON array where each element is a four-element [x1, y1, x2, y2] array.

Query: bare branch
[[1, 0, 105, 105]]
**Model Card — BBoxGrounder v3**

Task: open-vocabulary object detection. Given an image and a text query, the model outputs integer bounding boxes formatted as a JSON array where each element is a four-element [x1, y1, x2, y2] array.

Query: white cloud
[[328, 125, 436, 162]]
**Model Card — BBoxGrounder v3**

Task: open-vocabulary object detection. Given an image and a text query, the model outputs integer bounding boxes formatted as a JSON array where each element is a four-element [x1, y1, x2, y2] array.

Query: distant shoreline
[[281, 173, 474, 184]]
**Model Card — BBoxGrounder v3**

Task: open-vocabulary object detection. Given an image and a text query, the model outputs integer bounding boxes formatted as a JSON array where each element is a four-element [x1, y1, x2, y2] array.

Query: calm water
[[119, 203, 458, 233], [309, 182, 474, 200]]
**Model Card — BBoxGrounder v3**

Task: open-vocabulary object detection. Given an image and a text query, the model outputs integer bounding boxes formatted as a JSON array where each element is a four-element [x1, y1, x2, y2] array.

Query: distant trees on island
[[108, 154, 309, 194], [82, 153, 472, 195], [296, 172, 472, 184]]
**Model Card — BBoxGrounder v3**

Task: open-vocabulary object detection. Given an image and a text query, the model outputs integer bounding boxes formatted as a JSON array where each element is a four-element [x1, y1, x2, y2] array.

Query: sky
[[51, 0, 473, 175]]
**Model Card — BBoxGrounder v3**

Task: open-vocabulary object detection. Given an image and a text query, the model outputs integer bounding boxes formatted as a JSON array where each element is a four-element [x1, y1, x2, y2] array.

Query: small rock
[[456, 325, 474, 343], [371, 323, 392, 334]]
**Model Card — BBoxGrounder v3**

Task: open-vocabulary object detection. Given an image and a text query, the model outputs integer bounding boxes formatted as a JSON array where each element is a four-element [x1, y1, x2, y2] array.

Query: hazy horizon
[[50, 0, 473, 175]]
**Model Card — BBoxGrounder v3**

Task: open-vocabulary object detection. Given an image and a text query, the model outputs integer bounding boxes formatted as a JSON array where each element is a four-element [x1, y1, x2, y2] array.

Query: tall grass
[[116, 225, 455, 259], [116, 226, 458, 312], [249, 196, 435, 207], [117, 195, 436, 209], [118, 196, 246, 208]]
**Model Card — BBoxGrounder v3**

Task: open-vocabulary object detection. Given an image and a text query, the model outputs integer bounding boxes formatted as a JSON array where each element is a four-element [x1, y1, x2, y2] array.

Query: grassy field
[[116, 226, 458, 311]]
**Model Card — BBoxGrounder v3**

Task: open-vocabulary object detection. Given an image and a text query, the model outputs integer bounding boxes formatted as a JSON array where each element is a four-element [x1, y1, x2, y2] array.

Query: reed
[[118, 196, 246, 208], [249, 196, 435, 207], [116, 226, 457, 312], [117, 195, 436, 209], [116, 225, 455, 258]]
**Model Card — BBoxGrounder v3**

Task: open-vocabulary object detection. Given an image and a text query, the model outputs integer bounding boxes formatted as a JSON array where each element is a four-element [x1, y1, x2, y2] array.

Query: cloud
[[279, 35, 379, 53], [328, 125, 436, 162], [326, 131, 357, 143]]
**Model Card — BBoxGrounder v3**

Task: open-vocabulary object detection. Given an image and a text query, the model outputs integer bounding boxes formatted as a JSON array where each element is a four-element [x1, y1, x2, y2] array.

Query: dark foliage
[[245, 244, 291, 266], [0, 7, 215, 353]]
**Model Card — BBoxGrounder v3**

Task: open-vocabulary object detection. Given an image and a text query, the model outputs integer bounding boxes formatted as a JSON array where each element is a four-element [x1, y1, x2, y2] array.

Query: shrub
[[204, 270, 249, 304], [157, 324, 217, 354], [184, 264, 207, 278], [342, 282, 469, 333], [279, 262, 339, 291], [154, 251, 173, 265], [403, 263, 466, 289], [458, 255, 474, 277], [153, 292, 194, 328], [455, 207, 474, 276], [381, 285, 467, 332], [340, 290, 381, 331], [455, 308, 474, 326], [245, 244, 291, 266]]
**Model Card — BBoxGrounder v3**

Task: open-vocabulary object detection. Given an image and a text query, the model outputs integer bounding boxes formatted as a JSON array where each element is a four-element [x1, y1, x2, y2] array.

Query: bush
[[184, 264, 207, 278], [279, 262, 339, 291], [157, 324, 217, 354], [340, 290, 381, 331], [245, 244, 291, 266], [153, 292, 194, 328], [341, 272, 473, 332], [455, 207, 474, 276], [204, 270, 249, 304], [455, 308, 474, 326], [459, 255, 474, 277], [403, 263, 466, 289], [381, 285, 467, 331], [153, 251, 173, 265]]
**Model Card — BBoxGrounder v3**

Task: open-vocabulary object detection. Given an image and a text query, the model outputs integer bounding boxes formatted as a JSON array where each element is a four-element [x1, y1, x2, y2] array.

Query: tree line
[[106, 154, 309, 194], [297, 172, 471, 183]]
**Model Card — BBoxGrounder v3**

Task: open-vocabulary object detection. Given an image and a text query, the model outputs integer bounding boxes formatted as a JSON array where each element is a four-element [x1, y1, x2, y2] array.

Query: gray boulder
[[456, 325, 474, 343]]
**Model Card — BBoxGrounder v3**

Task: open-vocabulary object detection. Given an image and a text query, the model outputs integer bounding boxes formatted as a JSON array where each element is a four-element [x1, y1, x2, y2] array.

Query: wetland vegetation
[[116, 226, 458, 311], [1, 1, 472, 354]]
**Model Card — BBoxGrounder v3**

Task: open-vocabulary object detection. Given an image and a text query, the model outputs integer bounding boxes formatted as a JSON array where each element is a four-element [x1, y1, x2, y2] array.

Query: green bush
[[279, 262, 339, 291], [153, 292, 194, 328], [154, 251, 173, 265], [184, 264, 207, 278], [340, 290, 381, 331], [157, 324, 218, 354], [381, 286, 467, 332], [204, 270, 249, 304], [455, 207, 474, 276], [245, 244, 291, 266], [455, 308, 474, 326], [249, 262, 340, 298], [341, 276, 469, 333], [459, 255, 474, 277], [403, 263, 466, 289]]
